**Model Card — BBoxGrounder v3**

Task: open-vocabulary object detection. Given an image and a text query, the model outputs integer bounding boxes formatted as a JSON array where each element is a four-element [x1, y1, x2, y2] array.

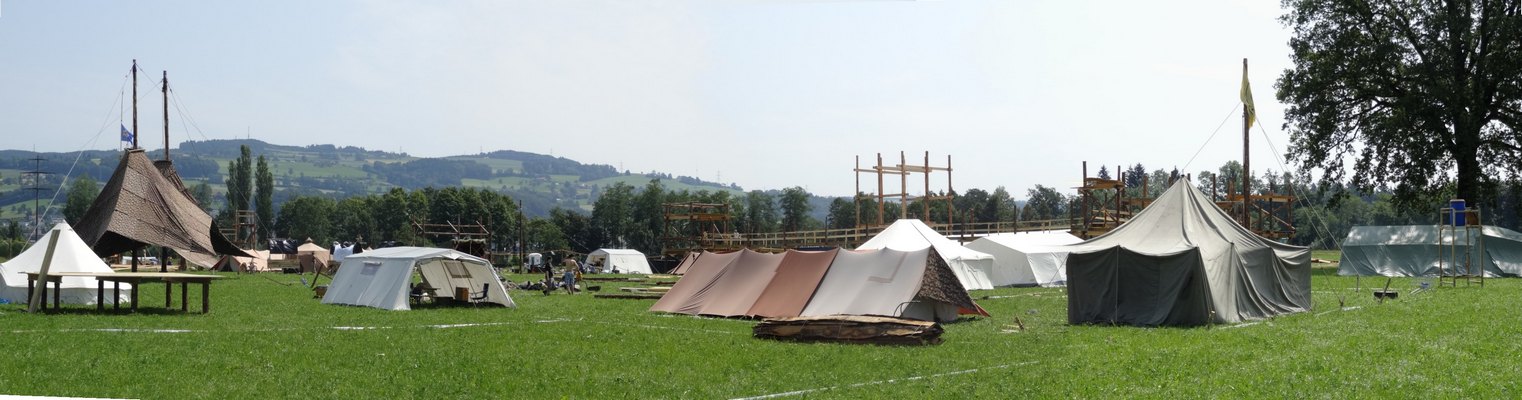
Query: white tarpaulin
[[322, 246, 514, 310], [856, 219, 996, 291], [966, 231, 1083, 287], [585, 249, 653, 274], [1, 223, 132, 305], [1337, 225, 1522, 277]]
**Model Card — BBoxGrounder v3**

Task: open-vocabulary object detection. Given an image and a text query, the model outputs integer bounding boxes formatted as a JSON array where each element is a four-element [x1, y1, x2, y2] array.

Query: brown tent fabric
[[696, 250, 785, 317], [669, 252, 701, 275], [916, 248, 988, 316], [648, 250, 743, 314], [746, 249, 837, 318], [74, 149, 249, 258]]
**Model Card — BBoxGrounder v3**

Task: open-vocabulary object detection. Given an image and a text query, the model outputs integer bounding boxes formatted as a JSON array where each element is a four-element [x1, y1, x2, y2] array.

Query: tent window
[[361, 261, 382, 276], [445, 262, 472, 279]]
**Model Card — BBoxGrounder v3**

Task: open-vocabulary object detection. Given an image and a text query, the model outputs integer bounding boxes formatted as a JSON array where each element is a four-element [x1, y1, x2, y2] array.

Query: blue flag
[[120, 124, 134, 142]]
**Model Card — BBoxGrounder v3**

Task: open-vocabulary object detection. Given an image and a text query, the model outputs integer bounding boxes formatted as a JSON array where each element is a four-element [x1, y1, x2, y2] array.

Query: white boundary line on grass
[[1314, 306, 1363, 316], [730, 361, 1040, 400], [3, 317, 742, 335]]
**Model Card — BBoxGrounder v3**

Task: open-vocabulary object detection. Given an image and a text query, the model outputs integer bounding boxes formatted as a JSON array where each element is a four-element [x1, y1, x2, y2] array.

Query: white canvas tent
[[1, 223, 132, 305], [966, 231, 1084, 287], [857, 219, 996, 290], [321, 247, 515, 310], [1065, 180, 1311, 326], [585, 249, 653, 274], [1338, 225, 1522, 277]]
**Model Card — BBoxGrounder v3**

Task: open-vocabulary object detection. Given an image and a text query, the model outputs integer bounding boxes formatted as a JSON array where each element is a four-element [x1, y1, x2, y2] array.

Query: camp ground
[[8, 5, 1522, 396]]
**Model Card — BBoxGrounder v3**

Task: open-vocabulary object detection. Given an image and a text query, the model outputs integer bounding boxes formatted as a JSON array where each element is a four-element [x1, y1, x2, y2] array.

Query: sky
[[0, 0, 1298, 198]]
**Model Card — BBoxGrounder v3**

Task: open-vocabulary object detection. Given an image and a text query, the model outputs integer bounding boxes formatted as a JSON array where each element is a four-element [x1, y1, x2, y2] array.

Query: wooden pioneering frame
[[853, 151, 955, 229]]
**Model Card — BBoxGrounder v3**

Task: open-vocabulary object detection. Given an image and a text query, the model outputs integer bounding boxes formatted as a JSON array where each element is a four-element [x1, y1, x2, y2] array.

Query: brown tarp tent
[[746, 249, 837, 318], [649, 250, 743, 315], [75, 149, 249, 261], [653, 247, 985, 323], [669, 252, 701, 275], [695, 250, 785, 316]]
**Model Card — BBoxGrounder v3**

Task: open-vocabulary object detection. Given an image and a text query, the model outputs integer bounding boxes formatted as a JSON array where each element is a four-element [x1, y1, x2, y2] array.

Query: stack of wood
[[753, 315, 944, 345]]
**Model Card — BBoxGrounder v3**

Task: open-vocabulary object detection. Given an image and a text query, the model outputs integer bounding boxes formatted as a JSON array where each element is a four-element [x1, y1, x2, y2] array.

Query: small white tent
[[585, 249, 653, 274], [966, 231, 1084, 287], [321, 247, 515, 310], [857, 219, 996, 290], [1, 223, 132, 305]]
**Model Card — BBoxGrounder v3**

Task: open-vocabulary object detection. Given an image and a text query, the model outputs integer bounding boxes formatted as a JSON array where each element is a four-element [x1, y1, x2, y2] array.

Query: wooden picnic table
[[26, 272, 226, 314]]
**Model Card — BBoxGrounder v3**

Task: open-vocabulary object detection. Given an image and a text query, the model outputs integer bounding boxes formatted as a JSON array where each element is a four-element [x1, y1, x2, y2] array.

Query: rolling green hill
[[0, 139, 746, 220]]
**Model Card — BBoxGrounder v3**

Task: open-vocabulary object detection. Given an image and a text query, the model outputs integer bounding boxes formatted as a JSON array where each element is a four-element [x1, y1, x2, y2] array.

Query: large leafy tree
[[779, 186, 813, 232], [1278, 0, 1522, 206], [63, 174, 99, 224], [591, 183, 636, 247], [254, 155, 274, 243]]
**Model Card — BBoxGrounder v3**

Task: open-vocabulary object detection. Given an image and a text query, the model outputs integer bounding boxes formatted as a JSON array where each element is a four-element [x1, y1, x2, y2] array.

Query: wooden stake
[[26, 229, 61, 313]]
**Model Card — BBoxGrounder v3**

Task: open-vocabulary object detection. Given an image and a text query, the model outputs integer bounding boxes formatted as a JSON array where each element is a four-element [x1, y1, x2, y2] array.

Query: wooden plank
[[753, 315, 944, 345], [595, 293, 664, 300]]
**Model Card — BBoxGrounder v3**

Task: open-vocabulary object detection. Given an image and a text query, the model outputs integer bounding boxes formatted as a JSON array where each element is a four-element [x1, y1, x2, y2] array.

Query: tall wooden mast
[[163, 71, 170, 161], [131, 60, 139, 149]]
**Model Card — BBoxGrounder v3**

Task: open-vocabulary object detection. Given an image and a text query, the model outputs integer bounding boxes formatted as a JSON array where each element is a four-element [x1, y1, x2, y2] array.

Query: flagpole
[[1241, 58, 1251, 228]]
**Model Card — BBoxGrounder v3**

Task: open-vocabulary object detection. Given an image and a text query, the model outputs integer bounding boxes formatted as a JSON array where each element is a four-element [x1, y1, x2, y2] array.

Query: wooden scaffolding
[[853, 151, 956, 228]]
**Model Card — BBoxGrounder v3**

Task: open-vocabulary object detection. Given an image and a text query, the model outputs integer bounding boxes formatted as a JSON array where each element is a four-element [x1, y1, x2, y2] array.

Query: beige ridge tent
[[1065, 180, 1311, 327]]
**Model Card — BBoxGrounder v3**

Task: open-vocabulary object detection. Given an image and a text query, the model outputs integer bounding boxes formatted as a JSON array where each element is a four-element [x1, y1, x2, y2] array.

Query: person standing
[[562, 259, 579, 294]]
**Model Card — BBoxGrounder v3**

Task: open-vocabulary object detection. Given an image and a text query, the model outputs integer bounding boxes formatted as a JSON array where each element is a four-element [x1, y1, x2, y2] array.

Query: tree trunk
[[1454, 127, 1482, 206]]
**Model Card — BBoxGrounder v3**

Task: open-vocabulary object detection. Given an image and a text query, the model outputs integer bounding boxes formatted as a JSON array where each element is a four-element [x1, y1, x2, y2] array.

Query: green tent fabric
[[1338, 225, 1522, 277], [1065, 179, 1311, 327]]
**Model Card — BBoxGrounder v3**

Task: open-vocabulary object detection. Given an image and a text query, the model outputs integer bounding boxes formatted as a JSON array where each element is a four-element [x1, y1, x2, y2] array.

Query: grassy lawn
[[1, 270, 1518, 398]]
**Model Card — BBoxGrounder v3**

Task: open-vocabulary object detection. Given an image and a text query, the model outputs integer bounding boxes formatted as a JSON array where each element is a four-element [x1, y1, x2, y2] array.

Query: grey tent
[[1065, 180, 1311, 326], [1338, 225, 1522, 277]]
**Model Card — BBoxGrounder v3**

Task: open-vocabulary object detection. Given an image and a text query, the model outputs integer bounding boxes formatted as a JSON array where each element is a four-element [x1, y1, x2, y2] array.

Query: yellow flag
[[1241, 59, 1256, 129]]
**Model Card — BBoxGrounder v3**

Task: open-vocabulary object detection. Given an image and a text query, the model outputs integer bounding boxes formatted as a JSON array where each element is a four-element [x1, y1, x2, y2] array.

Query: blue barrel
[[1450, 199, 1466, 226]]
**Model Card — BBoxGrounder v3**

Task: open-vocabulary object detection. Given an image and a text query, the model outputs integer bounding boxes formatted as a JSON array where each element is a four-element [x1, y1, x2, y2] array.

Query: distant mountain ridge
[[0, 139, 746, 218]]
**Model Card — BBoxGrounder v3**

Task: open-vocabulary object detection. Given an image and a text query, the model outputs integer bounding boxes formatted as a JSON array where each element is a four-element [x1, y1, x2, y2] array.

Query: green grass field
[[1, 269, 1518, 398]]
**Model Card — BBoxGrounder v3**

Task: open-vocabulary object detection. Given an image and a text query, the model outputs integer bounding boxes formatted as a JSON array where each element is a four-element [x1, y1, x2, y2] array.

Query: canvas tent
[[584, 249, 653, 274], [321, 246, 514, 310], [856, 219, 997, 291], [296, 239, 332, 273], [801, 248, 985, 322], [214, 249, 271, 272], [74, 149, 248, 268], [1337, 225, 1522, 277], [1065, 180, 1311, 326], [966, 231, 1084, 287], [1, 223, 132, 305], [651, 248, 985, 323], [668, 252, 701, 275]]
